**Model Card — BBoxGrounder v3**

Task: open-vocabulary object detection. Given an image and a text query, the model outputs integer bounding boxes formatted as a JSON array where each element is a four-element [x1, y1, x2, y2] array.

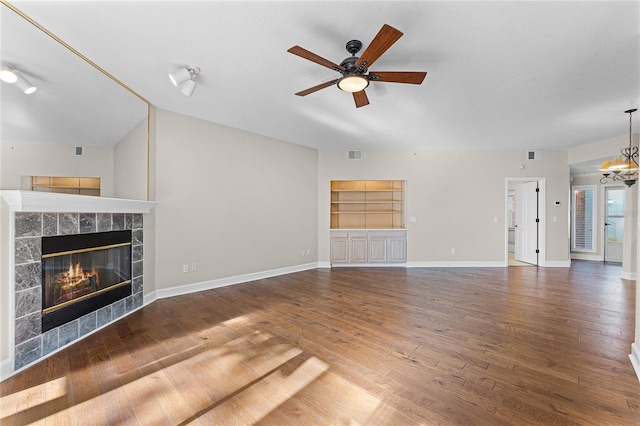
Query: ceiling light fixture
[[600, 108, 638, 187], [0, 64, 37, 94], [337, 75, 369, 93], [14, 72, 37, 94], [0, 66, 17, 83], [168, 66, 200, 97]]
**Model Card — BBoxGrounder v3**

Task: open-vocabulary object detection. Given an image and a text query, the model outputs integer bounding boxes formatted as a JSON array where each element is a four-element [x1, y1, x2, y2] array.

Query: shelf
[[331, 189, 403, 192], [331, 180, 405, 229], [331, 211, 403, 214], [331, 201, 402, 204]]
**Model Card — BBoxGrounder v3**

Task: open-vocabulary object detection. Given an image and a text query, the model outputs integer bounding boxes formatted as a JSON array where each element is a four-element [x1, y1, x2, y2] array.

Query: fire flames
[[52, 262, 99, 304], [66, 262, 98, 286]]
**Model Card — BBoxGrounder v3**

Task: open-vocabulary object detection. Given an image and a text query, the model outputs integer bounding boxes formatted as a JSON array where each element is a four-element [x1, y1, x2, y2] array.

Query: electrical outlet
[[306, 249, 311, 255], [192, 262, 197, 271], [451, 248, 456, 255], [183, 264, 189, 273]]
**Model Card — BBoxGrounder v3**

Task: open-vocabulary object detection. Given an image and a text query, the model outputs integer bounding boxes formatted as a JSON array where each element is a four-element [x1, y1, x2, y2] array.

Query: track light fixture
[[15, 73, 37, 94], [0, 66, 17, 83], [0, 64, 37, 94], [168, 66, 200, 96]]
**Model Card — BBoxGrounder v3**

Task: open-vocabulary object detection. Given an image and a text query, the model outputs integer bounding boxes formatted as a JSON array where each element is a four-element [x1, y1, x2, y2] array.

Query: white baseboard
[[571, 253, 602, 261], [143, 291, 158, 306], [407, 261, 505, 268], [152, 262, 320, 301], [330, 263, 406, 268], [630, 343, 640, 382], [541, 260, 571, 267], [0, 358, 13, 382], [620, 271, 637, 281]]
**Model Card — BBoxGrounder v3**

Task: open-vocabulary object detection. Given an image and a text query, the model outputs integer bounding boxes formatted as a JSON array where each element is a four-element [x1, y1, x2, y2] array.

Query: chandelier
[[600, 108, 638, 187]]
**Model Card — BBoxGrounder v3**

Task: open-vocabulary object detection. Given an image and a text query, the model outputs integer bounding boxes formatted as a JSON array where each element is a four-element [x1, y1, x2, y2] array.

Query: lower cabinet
[[330, 230, 407, 265]]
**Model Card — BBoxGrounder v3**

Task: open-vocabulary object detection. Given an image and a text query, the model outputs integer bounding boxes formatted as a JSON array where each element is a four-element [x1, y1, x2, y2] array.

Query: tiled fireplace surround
[[1, 191, 156, 375], [13, 211, 144, 369]]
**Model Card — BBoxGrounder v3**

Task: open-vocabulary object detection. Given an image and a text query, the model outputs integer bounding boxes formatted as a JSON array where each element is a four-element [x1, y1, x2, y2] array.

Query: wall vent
[[348, 150, 363, 160], [526, 150, 541, 161]]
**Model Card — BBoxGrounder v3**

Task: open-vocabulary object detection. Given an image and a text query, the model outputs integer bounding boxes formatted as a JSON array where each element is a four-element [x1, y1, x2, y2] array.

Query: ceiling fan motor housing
[[340, 56, 359, 73]]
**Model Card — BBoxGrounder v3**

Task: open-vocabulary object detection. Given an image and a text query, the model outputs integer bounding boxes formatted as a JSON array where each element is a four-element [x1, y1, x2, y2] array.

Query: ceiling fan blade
[[287, 46, 346, 72], [355, 24, 403, 70], [353, 90, 370, 108], [295, 79, 338, 96], [369, 71, 427, 84]]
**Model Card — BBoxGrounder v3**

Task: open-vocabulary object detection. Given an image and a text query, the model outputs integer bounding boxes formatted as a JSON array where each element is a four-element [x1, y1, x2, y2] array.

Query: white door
[[515, 181, 538, 265]]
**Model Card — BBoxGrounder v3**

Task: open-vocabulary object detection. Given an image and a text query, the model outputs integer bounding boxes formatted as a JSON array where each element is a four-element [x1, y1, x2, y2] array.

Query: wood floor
[[1, 261, 638, 425]]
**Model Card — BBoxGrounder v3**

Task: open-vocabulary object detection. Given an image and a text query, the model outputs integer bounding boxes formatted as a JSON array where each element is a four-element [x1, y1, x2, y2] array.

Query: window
[[572, 185, 596, 252]]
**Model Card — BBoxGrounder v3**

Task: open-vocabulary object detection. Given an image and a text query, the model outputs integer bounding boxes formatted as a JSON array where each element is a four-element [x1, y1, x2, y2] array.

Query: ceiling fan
[[287, 24, 427, 108]]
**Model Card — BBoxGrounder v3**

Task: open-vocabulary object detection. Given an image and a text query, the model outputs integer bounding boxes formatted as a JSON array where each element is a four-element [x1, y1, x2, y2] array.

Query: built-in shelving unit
[[31, 176, 100, 196], [331, 180, 405, 229]]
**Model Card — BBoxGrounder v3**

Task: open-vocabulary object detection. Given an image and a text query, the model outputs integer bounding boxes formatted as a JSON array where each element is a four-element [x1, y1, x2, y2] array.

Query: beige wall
[[114, 118, 148, 200], [318, 149, 571, 265], [0, 143, 114, 196], [152, 109, 318, 290], [568, 134, 627, 165]]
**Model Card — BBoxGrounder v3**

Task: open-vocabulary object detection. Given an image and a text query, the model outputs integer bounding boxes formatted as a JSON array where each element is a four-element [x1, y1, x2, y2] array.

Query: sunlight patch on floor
[[198, 356, 330, 423], [0, 376, 68, 422]]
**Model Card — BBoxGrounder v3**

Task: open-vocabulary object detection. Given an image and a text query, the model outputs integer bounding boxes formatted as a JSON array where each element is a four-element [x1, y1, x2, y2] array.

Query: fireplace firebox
[[41, 230, 132, 332]]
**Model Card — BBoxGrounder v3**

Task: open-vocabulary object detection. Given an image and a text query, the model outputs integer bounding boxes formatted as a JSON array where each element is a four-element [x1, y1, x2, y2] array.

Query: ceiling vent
[[67, 146, 83, 156], [526, 150, 541, 161], [348, 150, 363, 160]]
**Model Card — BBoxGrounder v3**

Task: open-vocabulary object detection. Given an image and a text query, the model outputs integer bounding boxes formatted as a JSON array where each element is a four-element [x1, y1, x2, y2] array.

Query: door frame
[[505, 178, 546, 267]]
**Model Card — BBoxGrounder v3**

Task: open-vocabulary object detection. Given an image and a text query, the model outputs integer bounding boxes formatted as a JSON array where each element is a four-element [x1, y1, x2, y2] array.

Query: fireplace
[[41, 230, 132, 332]]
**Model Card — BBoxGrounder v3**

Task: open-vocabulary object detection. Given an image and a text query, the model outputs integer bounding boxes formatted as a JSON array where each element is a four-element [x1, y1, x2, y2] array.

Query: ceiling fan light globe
[[337, 75, 369, 93]]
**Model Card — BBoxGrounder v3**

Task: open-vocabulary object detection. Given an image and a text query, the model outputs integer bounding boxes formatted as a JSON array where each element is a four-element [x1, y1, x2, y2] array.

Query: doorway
[[506, 178, 545, 266], [604, 186, 625, 263]]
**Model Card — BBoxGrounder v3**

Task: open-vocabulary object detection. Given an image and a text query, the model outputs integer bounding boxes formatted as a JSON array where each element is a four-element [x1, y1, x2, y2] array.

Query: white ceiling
[[2, 0, 639, 154]]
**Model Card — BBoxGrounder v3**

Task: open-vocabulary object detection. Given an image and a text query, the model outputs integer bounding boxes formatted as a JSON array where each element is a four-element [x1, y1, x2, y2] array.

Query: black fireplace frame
[[41, 230, 132, 332]]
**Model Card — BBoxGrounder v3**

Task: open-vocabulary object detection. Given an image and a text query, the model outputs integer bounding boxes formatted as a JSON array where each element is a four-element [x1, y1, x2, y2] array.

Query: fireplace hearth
[[41, 230, 132, 332]]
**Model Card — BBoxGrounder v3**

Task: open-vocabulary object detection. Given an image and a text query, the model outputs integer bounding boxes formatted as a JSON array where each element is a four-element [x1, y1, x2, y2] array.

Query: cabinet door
[[350, 239, 368, 263], [330, 239, 349, 263], [369, 238, 387, 262], [388, 238, 407, 262]]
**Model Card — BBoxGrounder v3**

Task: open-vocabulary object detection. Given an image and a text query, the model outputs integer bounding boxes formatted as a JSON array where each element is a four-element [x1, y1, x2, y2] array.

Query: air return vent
[[526, 150, 541, 161], [348, 150, 363, 160]]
